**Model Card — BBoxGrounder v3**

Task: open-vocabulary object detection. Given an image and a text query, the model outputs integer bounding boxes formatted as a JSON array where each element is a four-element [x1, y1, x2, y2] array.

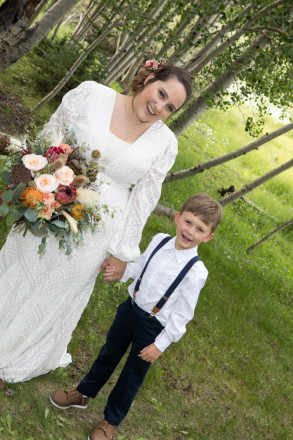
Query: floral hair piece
[[145, 59, 164, 72]]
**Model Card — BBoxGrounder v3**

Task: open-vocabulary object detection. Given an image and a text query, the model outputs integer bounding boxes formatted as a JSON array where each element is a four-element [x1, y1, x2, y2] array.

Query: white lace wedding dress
[[0, 81, 178, 382]]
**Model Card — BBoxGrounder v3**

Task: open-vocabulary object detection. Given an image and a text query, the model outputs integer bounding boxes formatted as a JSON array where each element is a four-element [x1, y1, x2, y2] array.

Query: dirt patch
[[0, 90, 33, 136]]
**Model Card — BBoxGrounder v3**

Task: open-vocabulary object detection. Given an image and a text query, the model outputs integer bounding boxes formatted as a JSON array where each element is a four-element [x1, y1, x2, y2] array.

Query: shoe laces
[[66, 387, 79, 397], [99, 420, 115, 437]]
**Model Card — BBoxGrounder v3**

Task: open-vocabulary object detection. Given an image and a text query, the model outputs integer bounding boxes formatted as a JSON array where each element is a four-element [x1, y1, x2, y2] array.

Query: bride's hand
[[100, 256, 127, 283]]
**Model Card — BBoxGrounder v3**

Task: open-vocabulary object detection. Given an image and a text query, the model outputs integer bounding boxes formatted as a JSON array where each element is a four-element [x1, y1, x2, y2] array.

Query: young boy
[[50, 193, 223, 440]]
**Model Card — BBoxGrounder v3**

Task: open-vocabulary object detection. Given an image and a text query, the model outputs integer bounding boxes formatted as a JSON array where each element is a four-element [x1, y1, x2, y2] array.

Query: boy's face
[[174, 211, 214, 251]]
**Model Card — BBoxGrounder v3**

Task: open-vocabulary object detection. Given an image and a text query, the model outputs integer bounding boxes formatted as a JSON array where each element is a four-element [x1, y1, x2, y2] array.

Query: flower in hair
[[145, 59, 164, 72]]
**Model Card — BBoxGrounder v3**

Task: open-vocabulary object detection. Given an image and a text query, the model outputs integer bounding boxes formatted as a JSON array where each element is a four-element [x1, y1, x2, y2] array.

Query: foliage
[[24, 37, 104, 96], [0, 131, 103, 254], [0, 102, 292, 439]]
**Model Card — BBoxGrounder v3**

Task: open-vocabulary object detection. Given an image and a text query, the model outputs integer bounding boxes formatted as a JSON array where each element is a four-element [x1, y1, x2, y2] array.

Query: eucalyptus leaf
[[2, 171, 11, 185], [10, 208, 23, 221], [24, 209, 39, 222], [12, 183, 26, 200], [1, 190, 13, 203], [6, 212, 15, 226], [51, 220, 66, 228], [0, 204, 9, 217], [38, 243, 46, 254]]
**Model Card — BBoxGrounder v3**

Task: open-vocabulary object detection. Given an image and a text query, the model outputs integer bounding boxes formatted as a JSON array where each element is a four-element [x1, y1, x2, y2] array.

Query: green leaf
[[12, 182, 26, 200], [6, 212, 15, 226], [0, 203, 9, 217], [10, 208, 23, 221], [1, 190, 13, 203], [2, 171, 11, 185], [24, 209, 39, 222], [51, 220, 66, 228], [38, 243, 46, 254]]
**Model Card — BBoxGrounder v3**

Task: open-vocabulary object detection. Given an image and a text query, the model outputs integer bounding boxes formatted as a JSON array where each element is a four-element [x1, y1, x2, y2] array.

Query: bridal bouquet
[[0, 130, 103, 254]]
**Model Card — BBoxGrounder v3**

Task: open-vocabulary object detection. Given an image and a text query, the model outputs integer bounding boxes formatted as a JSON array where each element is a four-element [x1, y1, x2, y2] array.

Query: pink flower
[[56, 184, 77, 205], [59, 143, 73, 154], [145, 60, 154, 68], [39, 204, 53, 220], [43, 192, 55, 205], [52, 201, 61, 209]]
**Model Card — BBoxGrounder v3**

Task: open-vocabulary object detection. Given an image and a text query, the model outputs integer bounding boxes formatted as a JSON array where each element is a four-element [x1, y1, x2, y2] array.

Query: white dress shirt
[[120, 233, 208, 352]]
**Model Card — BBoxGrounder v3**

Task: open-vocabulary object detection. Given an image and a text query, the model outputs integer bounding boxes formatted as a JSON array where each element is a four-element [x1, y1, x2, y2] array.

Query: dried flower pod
[[91, 149, 101, 160], [53, 158, 65, 170], [73, 175, 89, 188], [10, 164, 32, 185]]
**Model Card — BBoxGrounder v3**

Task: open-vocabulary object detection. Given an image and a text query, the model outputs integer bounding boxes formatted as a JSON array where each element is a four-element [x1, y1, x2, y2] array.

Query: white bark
[[246, 218, 293, 253], [169, 34, 269, 138], [188, 0, 283, 75], [164, 122, 293, 183], [220, 158, 293, 207]]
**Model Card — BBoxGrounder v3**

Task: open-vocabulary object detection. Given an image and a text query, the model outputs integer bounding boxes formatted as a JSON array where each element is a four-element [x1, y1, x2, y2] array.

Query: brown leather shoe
[[88, 419, 117, 440], [49, 387, 90, 409]]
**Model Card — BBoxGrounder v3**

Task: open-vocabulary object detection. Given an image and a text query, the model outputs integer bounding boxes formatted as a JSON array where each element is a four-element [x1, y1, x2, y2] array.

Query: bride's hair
[[131, 64, 192, 109]]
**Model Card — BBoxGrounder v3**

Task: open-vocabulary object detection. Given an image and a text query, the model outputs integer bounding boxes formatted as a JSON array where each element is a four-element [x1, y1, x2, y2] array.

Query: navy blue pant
[[77, 296, 164, 426]]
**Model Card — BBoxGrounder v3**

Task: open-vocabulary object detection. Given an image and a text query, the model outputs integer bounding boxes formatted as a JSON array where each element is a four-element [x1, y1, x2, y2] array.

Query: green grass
[[0, 56, 293, 439]]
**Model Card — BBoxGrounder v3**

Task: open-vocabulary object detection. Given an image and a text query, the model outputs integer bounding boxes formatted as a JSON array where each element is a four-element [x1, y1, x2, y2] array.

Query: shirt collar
[[163, 237, 199, 263]]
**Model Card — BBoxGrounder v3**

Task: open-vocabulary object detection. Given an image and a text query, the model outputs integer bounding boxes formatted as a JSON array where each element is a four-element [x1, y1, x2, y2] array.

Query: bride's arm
[[104, 131, 178, 280]]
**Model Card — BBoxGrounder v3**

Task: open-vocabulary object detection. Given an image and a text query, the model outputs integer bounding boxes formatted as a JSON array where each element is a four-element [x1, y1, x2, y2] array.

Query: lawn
[[0, 54, 292, 440]]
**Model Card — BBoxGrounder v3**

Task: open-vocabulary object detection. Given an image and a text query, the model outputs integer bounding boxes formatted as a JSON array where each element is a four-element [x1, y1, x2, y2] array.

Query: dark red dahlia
[[56, 184, 77, 204]]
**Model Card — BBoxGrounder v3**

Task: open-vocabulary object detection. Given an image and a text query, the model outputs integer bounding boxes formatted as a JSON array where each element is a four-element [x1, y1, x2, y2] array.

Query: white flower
[[35, 174, 59, 193], [62, 210, 78, 234], [22, 154, 48, 171], [76, 188, 99, 207], [54, 166, 74, 186]]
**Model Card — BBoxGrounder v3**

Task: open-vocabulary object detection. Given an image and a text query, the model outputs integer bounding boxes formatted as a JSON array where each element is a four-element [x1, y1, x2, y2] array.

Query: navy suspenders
[[132, 236, 200, 318]]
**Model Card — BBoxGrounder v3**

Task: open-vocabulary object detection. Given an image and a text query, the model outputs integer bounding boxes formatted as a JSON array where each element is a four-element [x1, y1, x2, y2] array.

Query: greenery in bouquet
[[0, 129, 104, 255]]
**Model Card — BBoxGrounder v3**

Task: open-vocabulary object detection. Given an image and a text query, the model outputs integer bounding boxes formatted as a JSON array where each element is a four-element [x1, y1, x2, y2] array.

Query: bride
[[0, 61, 192, 382]]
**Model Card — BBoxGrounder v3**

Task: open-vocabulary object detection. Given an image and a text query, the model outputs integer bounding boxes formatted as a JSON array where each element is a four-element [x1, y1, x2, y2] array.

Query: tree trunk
[[105, 0, 170, 79], [184, 3, 254, 72], [0, 0, 80, 73], [220, 158, 293, 207], [170, 13, 219, 67], [169, 34, 269, 138], [246, 218, 293, 253], [188, 0, 283, 76], [0, 0, 43, 53], [154, 204, 176, 219], [164, 122, 293, 183]]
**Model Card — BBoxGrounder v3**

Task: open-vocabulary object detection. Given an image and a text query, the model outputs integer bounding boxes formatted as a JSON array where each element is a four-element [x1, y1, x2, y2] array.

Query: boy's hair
[[180, 193, 223, 232]]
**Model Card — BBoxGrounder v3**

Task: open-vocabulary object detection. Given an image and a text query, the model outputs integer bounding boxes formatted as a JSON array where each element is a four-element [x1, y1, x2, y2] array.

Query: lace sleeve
[[39, 81, 100, 139], [107, 134, 178, 261]]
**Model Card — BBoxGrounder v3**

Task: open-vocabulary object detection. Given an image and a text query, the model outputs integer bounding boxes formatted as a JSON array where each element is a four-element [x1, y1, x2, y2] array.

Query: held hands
[[101, 255, 127, 283], [138, 343, 162, 363]]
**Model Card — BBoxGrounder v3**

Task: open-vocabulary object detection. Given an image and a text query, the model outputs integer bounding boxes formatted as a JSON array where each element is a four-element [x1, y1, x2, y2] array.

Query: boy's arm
[[154, 265, 208, 352], [119, 233, 170, 283]]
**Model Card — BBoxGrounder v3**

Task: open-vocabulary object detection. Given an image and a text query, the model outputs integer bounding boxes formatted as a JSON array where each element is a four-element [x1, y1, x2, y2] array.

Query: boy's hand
[[101, 256, 127, 283], [103, 265, 116, 283], [138, 343, 162, 363]]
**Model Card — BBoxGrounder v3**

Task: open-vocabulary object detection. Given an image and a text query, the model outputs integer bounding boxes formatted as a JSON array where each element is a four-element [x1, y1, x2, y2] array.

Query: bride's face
[[133, 76, 187, 123]]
